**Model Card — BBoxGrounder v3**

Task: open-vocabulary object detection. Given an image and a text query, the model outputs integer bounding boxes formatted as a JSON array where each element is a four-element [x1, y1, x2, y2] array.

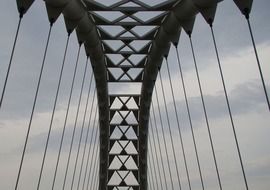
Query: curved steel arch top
[[83, 1, 180, 189], [16, 0, 253, 189]]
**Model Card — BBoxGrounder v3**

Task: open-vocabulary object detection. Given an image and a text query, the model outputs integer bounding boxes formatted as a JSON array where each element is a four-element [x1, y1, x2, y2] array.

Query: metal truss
[[82, 1, 178, 189]]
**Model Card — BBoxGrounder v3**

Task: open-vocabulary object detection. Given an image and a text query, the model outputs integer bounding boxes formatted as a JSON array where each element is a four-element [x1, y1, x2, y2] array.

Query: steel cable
[[70, 71, 94, 190], [0, 14, 23, 109], [92, 147, 100, 190], [82, 107, 99, 190], [158, 68, 183, 190], [165, 55, 193, 190], [150, 103, 169, 190], [15, 22, 53, 190], [148, 125, 161, 190], [153, 85, 175, 190], [245, 15, 270, 111], [82, 107, 98, 190], [37, 33, 71, 190], [147, 146, 155, 190], [149, 117, 165, 190], [208, 25, 249, 190], [51, 45, 82, 190], [148, 141, 157, 190], [174, 44, 222, 190], [187, 34, 213, 190], [76, 89, 96, 190], [86, 123, 99, 190], [62, 57, 89, 190]]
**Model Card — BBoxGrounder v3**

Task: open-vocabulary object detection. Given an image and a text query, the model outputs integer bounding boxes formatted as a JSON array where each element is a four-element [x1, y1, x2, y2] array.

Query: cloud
[[152, 79, 269, 133], [1, 0, 270, 190], [25, 122, 98, 155]]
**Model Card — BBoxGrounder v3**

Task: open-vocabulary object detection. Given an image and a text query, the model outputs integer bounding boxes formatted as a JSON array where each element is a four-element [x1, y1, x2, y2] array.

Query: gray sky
[[0, 0, 270, 190]]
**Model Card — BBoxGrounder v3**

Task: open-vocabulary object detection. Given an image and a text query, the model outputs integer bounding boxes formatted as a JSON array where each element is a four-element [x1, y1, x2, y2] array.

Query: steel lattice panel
[[83, 0, 178, 189], [108, 95, 140, 189]]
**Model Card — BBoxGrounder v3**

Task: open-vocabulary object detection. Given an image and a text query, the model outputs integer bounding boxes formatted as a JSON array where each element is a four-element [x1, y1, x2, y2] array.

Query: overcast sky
[[0, 0, 270, 190]]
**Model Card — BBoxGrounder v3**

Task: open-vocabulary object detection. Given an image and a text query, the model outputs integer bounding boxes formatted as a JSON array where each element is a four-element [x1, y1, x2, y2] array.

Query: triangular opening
[[126, 98, 139, 109], [124, 172, 139, 186], [106, 54, 124, 65], [108, 68, 124, 80], [110, 111, 124, 125], [118, 171, 129, 179], [125, 156, 138, 170], [110, 97, 124, 110], [110, 141, 123, 155], [109, 156, 123, 170], [128, 55, 146, 66], [119, 125, 130, 133], [120, 46, 134, 52], [110, 126, 124, 139], [103, 40, 124, 51], [125, 142, 138, 154], [120, 16, 138, 23], [120, 60, 133, 66], [131, 26, 157, 37], [130, 40, 150, 52], [120, 31, 135, 38], [119, 97, 129, 103], [118, 155, 129, 163], [93, 11, 124, 22], [125, 127, 138, 140], [133, 11, 165, 22], [99, 25, 124, 37], [126, 112, 138, 124], [127, 68, 143, 80], [120, 74, 131, 81], [119, 110, 129, 118], [108, 171, 122, 186], [119, 140, 129, 148], [117, 187, 129, 190], [119, 2, 140, 7]]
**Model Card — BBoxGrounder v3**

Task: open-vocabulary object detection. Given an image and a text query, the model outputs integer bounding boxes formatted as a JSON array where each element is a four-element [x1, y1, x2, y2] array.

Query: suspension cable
[[164, 55, 193, 190], [174, 43, 223, 189], [208, 24, 249, 190], [148, 166, 154, 190], [88, 148, 99, 190], [158, 67, 183, 190], [62, 57, 89, 190], [94, 164, 100, 190], [37, 32, 71, 190], [0, 13, 23, 109], [82, 106, 98, 190], [51, 45, 82, 190], [76, 89, 96, 190], [149, 116, 165, 190], [148, 125, 161, 190], [86, 123, 99, 190], [147, 142, 156, 190], [151, 102, 169, 190], [147, 162, 154, 190], [153, 85, 175, 190], [93, 163, 99, 190], [14, 22, 53, 190], [188, 33, 213, 190], [148, 139, 158, 190], [245, 14, 269, 110], [70, 71, 94, 190], [92, 146, 100, 190]]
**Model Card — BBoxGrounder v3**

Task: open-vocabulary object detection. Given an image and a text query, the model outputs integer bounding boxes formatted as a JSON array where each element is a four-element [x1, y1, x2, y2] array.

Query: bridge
[[0, 0, 269, 189]]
